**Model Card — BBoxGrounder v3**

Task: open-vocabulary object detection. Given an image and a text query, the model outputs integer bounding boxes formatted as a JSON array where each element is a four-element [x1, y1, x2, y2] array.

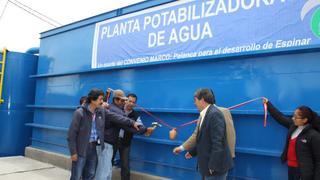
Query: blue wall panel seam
[[26, 123, 68, 132], [31, 138, 67, 148], [130, 157, 196, 171]]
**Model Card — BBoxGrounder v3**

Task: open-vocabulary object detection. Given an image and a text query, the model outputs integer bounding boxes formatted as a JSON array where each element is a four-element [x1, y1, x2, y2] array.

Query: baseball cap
[[113, 89, 128, 100]]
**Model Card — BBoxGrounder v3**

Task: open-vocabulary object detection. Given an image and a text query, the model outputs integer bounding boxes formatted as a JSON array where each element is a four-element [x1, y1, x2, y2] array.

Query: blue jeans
[[70, 143, 97, 180], [95, 142, 113, 180], [204, 172, 228, 180]]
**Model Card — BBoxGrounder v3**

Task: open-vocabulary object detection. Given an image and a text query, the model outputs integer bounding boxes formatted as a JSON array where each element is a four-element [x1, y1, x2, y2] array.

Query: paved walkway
[[0, 156, 70, 180]]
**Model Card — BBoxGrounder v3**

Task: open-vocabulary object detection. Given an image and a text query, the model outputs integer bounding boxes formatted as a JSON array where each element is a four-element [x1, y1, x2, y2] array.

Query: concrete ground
[[0, 155, 171, 180], [23, 147, 171, 180], [0, 156, 70, 180]]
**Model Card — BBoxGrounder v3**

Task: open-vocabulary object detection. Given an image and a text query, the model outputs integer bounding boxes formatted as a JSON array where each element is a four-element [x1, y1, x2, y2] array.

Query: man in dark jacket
[[67, 89, 106, 180], [117, 93, 144, 180], [110, 89, 130, 166], [111, 91, 146, 166], [186, 88, 233, 180], [95, 89, 146, 180]]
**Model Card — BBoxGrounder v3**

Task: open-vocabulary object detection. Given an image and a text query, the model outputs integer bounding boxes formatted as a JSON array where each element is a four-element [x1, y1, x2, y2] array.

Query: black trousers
[[288, 166, 301, 180], [113, 139, 131, 180]]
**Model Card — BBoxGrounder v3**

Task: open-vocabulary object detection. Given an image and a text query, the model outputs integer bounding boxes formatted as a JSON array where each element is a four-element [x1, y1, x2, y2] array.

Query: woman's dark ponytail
[[297, 106, 320, 131]]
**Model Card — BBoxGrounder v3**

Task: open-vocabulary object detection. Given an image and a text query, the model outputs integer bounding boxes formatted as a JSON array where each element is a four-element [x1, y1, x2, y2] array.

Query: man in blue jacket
[[186, 88, 233, 180]]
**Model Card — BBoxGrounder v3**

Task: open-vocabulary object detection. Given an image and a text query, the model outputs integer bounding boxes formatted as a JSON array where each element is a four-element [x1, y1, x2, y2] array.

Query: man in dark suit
[[186, 88, 233, 180]]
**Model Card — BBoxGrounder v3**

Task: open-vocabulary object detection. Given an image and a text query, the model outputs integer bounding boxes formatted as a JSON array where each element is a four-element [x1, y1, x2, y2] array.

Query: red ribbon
[[176, 119, 199, 129], [263, 100, 268, 127], [227, 97, 263, 110], [136, 97, 268, 129], [135, 104, 175, 129], [105, 87, 268, 129], [227, 97, 268, 128]]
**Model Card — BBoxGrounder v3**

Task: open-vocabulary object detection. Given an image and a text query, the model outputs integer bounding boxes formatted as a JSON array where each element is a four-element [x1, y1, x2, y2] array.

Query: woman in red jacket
[[264, 98, 320, 180]]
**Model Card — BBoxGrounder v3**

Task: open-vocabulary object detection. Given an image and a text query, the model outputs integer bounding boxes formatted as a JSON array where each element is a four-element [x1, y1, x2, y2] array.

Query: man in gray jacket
[[68, 89, 105, 180], [67, 89, 140, 180]]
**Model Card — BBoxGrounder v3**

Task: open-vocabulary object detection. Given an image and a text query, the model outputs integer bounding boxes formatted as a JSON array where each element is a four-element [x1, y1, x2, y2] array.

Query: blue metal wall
[[0, 51, 38, 156], [28, 0, 320, 179]]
